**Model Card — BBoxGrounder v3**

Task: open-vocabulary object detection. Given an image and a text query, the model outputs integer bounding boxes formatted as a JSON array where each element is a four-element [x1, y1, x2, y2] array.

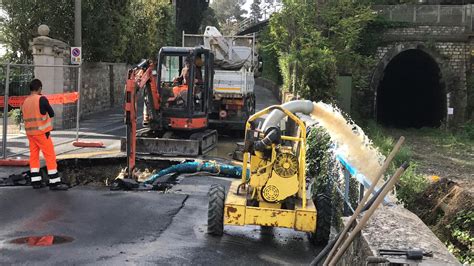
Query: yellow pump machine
[[208, 105, 326, 241]]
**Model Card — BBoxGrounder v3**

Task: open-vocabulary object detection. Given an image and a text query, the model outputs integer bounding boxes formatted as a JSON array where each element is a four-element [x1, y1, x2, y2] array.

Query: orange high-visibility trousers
[[27, 134, 57, 172], [172, 85, 188, 97]]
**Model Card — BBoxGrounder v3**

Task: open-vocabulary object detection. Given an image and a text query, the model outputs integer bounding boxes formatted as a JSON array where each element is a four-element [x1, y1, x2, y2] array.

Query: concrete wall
[[80, 62, 128, 117], [339, 205, 460, 265]]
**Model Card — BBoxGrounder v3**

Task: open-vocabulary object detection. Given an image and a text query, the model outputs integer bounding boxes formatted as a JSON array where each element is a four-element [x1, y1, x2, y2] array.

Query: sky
[[242, 0, 252, 14], [211, 0, 278, 18]]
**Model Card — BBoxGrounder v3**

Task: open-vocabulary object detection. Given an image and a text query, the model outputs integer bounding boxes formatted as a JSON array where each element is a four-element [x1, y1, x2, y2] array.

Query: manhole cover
[[10, 235, 74, 246]]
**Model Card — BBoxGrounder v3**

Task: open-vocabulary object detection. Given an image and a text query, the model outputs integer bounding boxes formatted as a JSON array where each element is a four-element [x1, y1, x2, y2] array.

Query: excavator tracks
[[121, 129, 218, 157]]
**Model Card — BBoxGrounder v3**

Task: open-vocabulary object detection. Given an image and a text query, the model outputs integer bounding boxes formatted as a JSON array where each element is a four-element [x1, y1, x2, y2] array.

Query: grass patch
[[364, 120, 428, 209], [403, 122, 474, 152]]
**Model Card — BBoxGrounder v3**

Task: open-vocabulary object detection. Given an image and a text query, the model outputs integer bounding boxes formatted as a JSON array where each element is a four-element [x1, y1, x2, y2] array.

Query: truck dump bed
[[214, 70, 254, 97]]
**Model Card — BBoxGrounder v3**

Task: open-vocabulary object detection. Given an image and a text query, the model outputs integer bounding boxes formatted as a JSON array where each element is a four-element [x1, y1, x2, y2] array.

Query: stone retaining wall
[[80, 62, 128, 117], [384, 25, 467, 37], [338, 205, 460, 265]]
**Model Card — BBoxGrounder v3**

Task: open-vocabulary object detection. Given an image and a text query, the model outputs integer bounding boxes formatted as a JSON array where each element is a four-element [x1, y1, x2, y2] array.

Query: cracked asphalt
[[0, 85, 319, 264], [0, 176, 319, 265]]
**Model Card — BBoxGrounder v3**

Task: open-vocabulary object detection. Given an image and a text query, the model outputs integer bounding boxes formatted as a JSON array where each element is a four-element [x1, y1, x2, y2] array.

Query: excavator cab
[[155, 47, 214, 131]]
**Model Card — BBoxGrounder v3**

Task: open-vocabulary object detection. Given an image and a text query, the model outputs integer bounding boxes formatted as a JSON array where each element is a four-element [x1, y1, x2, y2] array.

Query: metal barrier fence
[[0, 63, 79, 159], [336, 154, 391, 217], [374, 4, 473, 31]]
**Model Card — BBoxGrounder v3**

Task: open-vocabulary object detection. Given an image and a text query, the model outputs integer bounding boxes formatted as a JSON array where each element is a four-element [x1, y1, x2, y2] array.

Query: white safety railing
[[373, 4, 473, 31]]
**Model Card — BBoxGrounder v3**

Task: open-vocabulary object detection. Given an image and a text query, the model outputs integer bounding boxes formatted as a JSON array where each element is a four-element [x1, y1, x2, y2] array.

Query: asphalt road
[[0, 176, 319, 265], [0, 85, 321, 264]]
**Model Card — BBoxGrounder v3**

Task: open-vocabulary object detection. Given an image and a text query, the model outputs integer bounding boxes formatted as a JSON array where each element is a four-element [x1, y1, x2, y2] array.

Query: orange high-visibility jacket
[[21, 95, 53, 135]]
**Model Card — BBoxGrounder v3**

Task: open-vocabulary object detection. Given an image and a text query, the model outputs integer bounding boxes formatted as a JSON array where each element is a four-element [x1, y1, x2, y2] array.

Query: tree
[[0, 0, 173, 63], [124, 0, 173, 62], [175, 0, 209, 36], [250, 0, 262, 22], [211, 0, 247, 34], [82, 0, 134, 62], [267, 0, 376, 102], [199, 7, 220, 33], [0, 0, 74, 62]]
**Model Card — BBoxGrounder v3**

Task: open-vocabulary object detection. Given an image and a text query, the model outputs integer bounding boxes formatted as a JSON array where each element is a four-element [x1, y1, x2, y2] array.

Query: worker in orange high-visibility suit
[[21, 79, 68, 190]]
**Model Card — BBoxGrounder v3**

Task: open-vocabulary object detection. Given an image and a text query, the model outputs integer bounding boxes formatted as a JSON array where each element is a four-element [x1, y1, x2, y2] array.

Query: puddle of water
[[311, 102, 384, 183], [10, 235, 74, 246], [208, 136, 242, 159]]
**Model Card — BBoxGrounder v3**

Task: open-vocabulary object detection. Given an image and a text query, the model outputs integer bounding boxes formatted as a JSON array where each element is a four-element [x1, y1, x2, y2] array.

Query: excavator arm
[[125, 60, 159, 177]]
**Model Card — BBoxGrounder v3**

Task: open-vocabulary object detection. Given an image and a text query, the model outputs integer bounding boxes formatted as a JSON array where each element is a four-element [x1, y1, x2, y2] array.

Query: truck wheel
[[208, 184, 225, 236], [251, 94, 256, 113], [245, 95, 256, 118], [310, 193, 333, 246]]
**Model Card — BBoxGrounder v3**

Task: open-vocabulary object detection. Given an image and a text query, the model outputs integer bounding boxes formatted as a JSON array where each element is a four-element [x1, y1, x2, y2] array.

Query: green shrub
[[8, 109, 22, 125], [306, 125, 361, 227], [396, 162, 428, 209], [446, 210, 474, 264], [459, 121, 474, 141], [365, 120, 412, 167], [363, 120, 427, 207], [306, 126, 335, 196]]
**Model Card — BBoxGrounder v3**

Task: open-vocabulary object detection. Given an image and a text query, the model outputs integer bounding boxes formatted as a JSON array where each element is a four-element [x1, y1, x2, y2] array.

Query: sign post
[[70, 47, 104, 148], [70, 47, 82, 65]]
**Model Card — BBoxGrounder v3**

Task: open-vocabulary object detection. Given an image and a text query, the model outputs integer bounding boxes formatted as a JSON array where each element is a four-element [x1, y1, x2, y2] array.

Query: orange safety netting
[[0, 92, 79, 108]]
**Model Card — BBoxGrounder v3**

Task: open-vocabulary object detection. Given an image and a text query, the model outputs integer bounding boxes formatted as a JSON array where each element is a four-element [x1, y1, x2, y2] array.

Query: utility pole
[[74, 0, 82, 142], [74, 0, 81, 47]]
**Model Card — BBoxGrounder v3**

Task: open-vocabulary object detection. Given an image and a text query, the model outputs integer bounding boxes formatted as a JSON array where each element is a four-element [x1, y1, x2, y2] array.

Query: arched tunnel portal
[[376, 49, 446, 128]]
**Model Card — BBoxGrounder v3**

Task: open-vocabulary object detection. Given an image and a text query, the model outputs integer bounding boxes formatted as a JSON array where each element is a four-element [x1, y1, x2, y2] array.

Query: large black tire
[[244, 94, 256, 119], [208, 184, 225, 236], [310, 193, 333, 246]]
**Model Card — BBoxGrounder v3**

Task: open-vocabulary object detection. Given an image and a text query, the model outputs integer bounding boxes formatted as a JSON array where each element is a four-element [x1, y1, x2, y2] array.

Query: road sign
[[71, 47, 82, 65]]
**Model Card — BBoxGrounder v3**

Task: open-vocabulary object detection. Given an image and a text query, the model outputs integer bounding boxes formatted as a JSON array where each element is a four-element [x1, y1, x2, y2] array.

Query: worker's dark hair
[[30, 79, 42, 91]]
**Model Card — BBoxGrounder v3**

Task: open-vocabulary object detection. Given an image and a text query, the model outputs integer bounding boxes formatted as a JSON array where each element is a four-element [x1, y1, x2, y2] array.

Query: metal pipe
[[182, 30, 185, 47], [326, 161, 410, 266], [252, 33, 255, 69], [0, 63, 80, 68], [75, 67, 82, 141], [323, 137, 405, 265], [2, 64, 10, 159], [343, 169, 351, 216], [183, 33, 254, 39], [74, 0, 82, 47], [260, 100, 314, 131]]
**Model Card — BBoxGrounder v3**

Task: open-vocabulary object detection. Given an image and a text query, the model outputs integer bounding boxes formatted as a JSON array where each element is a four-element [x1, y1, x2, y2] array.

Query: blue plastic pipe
[[144, 161, 248, 184]]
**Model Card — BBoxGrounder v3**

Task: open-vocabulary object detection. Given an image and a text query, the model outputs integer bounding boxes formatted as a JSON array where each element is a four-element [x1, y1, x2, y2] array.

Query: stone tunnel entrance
[[376, 49, 446, 128]]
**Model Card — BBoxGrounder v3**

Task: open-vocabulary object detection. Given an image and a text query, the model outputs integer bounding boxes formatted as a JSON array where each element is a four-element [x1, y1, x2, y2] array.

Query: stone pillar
[[30, 25, 70, 129]]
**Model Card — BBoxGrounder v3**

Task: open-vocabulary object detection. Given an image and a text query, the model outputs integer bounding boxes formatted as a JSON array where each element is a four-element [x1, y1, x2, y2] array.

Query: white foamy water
[[310, 102, 385, 183]]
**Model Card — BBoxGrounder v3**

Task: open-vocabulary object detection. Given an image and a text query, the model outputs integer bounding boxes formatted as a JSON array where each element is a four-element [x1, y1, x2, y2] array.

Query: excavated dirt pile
[[410, 178, 473, 262]]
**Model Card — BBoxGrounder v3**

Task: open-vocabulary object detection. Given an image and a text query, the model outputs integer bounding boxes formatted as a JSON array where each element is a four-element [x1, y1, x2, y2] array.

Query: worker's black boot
[[48, 173, 69, 191], [30, 172, 43, 189]]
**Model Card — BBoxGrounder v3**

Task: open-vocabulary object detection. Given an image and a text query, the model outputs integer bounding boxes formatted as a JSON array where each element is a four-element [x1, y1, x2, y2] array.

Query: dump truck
[[183, 26, 261, 131]]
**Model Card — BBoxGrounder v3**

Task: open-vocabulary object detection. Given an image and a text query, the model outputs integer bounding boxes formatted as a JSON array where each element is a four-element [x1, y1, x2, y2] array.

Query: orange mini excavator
[[124, 47, 217, 176]]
